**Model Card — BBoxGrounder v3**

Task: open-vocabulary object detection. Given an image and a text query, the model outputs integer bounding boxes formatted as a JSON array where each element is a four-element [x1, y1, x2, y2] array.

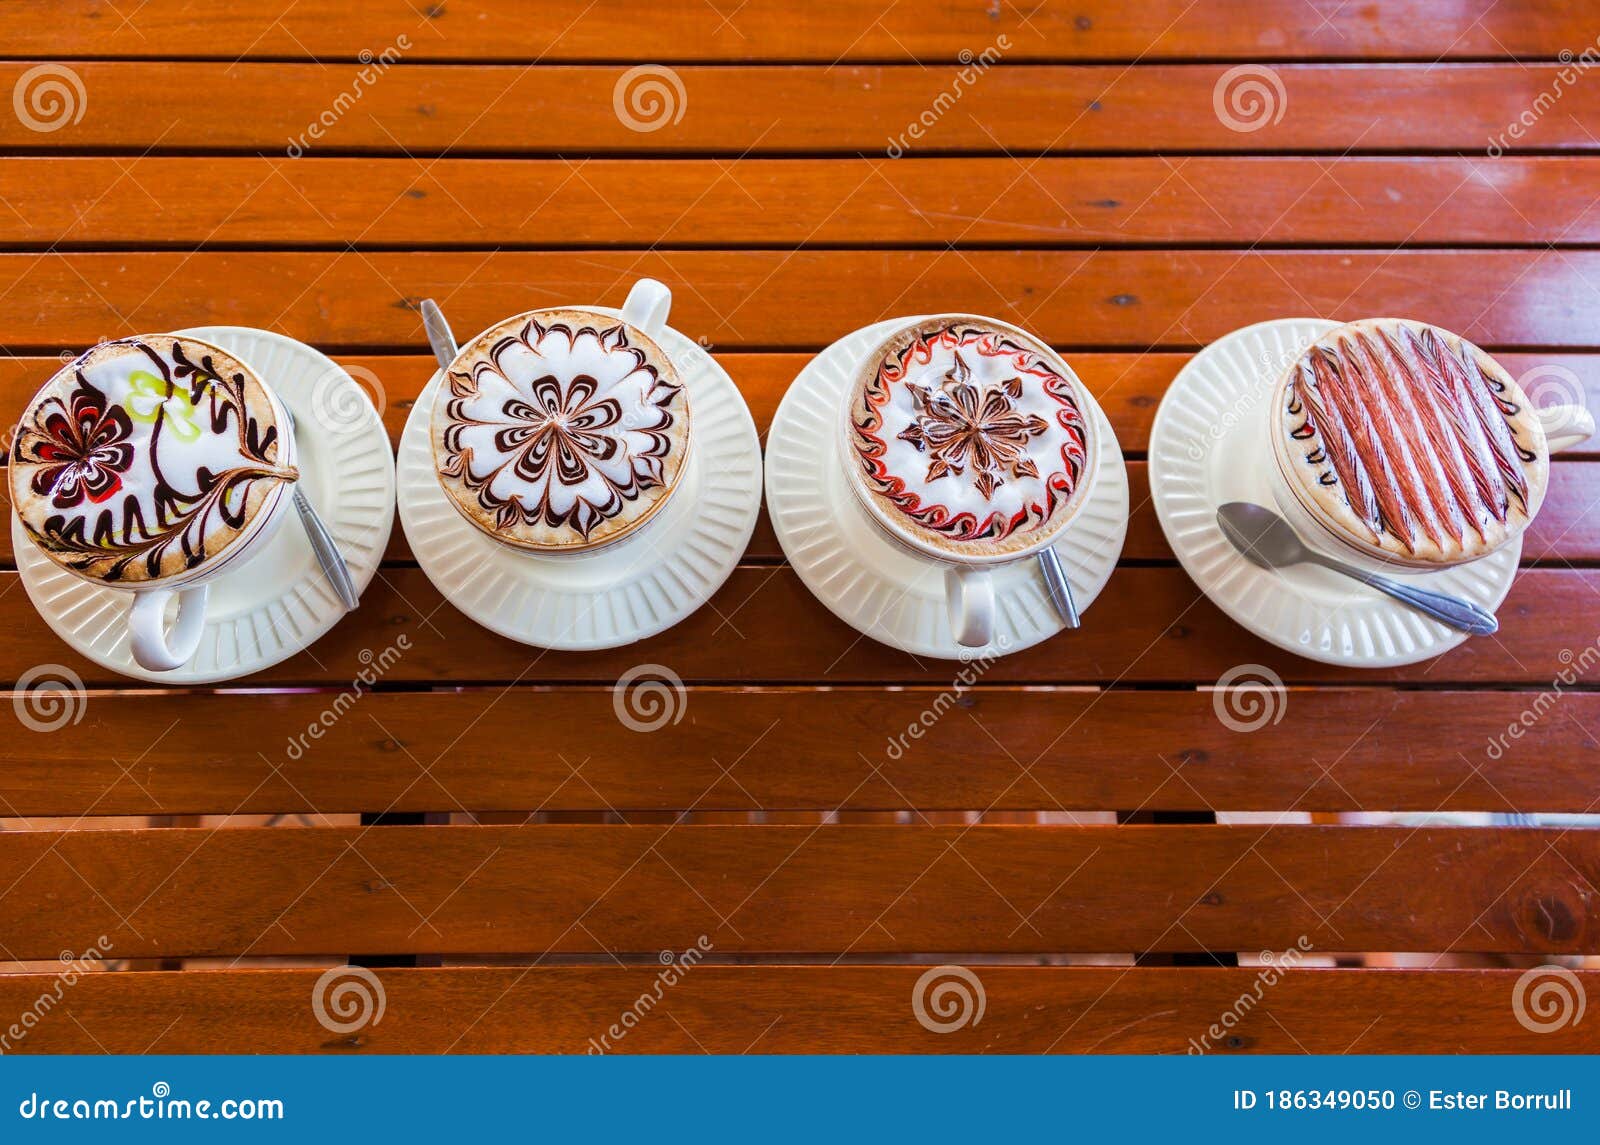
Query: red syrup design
[[1286, 323, 1533, 557], [852, 323, 1088, 547]]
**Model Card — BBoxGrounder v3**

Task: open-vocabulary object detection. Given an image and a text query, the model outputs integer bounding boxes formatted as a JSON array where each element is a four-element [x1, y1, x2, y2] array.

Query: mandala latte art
[[1277, 318, 1549, 565], [430, 309, 689, 551], [10, 336, 298, 583], [848, 319, 1092, 558]]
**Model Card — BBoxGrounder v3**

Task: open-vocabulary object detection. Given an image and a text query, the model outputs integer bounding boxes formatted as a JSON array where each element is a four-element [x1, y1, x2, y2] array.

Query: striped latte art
[[1276, 318, 1549, 566]]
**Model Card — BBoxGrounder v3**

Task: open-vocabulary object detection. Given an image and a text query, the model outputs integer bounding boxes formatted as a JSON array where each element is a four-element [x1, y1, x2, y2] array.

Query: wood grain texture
[[1, 825, 1594, 958], [2, 64, 1597, 153], [0, 250, 1595, 350], [1, 689, 1595, 817], [6, 157, 1600, 246], [3, 566, 1597, 686], [0, 967, 1591, 1054], [4, 1, 1587, 61]]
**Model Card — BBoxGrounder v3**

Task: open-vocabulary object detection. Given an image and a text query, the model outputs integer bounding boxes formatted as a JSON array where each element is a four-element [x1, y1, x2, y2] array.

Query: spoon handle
[[1037, 547, 1081, 629], [1325, 560, 1499, 635]]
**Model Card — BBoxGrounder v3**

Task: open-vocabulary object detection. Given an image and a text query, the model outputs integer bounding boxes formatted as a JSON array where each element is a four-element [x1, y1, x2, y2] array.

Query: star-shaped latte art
[[895, 351, 1049, 500]]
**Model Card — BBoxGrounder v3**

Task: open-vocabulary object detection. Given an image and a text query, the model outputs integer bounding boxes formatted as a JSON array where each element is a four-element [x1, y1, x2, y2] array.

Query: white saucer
[[1148, 317, 1519, 668], [14, 325, 396, 684], [766, 316, 1129, 660], [396, 317, 762, 651]]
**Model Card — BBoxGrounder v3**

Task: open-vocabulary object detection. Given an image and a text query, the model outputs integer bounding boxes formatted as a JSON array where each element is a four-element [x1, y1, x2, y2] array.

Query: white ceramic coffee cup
[[1263, 322, 1594, 576], [429, 278, 689, 557], [838, 314, 1101, 647], [10, 334, 299, 671]]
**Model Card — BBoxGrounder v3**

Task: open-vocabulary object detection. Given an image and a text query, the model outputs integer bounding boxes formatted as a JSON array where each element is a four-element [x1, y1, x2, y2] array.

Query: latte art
[[10, 336, 298, 583], [1278, 318, 1548, 565], [848, 320, 1091, 557], [431, 310, 689, 551]]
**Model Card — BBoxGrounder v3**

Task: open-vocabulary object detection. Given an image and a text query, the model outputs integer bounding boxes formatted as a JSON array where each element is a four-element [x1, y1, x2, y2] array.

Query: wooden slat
[[2, 566, 1596, 686], [2, 689, 1596, 817], [0, 966, 1592, 1054], [1, 825, 1593, 958], [3, 1, 1587, 61], [6, 157, 1600, 246], [0, 250, 1595, 350], [2, 64, 1599, 153]]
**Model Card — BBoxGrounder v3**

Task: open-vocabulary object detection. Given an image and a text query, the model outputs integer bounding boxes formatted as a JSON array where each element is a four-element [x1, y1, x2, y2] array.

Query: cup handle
[[1536, 402, 1596, 454], [945, 566, 994, 649], [621, 278, 672, 337], [128, 584, 209, 672]]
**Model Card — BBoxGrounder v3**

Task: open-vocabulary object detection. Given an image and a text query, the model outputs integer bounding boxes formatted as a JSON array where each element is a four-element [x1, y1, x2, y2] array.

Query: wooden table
[[2, 0, 1598, 1053]]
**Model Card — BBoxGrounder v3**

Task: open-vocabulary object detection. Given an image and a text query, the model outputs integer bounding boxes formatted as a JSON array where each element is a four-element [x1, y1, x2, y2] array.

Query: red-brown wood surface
[[5, 1, 1589, 61], [0, 689, 1593, 817], [2, 825, 1595, 959], [0, 968, 1592, 1054], [2, 0, 1596, 1056], [3, 64, 1599, 153]]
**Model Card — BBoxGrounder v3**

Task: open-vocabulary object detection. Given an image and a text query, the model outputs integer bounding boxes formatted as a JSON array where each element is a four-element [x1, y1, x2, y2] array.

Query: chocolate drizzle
[[1284, 322, 1535, 559]]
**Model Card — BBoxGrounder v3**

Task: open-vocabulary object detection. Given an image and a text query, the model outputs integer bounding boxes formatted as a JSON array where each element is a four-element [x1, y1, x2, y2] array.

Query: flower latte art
[[431, 310, 688, 551], [1278, 318, 1548, 565], [849, 320, 1092, 557], [10, 336, 298, 583]]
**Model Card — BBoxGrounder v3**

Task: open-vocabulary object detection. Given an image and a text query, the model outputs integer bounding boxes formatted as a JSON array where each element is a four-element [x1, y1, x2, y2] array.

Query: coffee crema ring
[[9, 335, 298, 584], [848, 319, 1092, 558], [429, 309, 690, 552], [1275, 317, 1548, 566]]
